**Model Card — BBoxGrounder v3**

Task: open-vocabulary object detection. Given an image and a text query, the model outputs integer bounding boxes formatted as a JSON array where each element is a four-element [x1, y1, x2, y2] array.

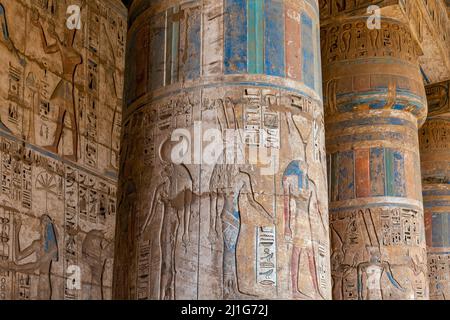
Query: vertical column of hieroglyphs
[[0, 0, 126, 299], [114, 0, 331, 300], [320, 1, 429, 300], [420, 80, 450, 300]]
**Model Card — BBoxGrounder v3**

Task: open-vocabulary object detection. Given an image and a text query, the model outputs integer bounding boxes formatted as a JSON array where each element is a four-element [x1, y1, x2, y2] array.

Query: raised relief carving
[[283, 161, 325, 300], [426, 81, 450, 116], [31, 11, 82, 161], [321, 21, 421, 64], [330, 207, 427, 300], [82, 229, 113, 300], [0, 213, 58, 300], [120, 79, 330, 300], [0, 0, 125, 300]]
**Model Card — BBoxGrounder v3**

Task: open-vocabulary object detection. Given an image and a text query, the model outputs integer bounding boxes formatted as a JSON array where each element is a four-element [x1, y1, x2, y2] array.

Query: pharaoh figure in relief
[[114, 0, 331, 300], [31, 9, 82, 160], [0, 0, 126, 300]]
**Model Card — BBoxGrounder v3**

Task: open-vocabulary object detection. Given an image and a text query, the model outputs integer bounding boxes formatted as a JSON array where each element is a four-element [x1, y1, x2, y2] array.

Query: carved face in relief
[[367, 246, 382, 264]]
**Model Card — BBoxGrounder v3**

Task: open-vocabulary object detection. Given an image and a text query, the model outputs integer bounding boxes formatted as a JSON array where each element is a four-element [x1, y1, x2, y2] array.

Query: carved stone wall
[[114, 0, 331, 300], [420, 80, 450, 300], [0, 0, 126, 300], [321, 5, 429, 299]]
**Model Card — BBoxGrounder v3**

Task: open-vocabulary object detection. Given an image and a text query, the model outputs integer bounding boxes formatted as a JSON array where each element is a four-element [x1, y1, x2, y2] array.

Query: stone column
[[321, 5, 429, 300], [114, 0, 331, 300], [420, 80, 450, 300]]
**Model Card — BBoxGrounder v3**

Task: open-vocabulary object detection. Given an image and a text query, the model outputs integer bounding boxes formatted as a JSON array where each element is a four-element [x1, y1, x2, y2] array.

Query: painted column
[[420, 80, 450, 300], [114, 0, 331, 300], [321, 8, 429, 299]]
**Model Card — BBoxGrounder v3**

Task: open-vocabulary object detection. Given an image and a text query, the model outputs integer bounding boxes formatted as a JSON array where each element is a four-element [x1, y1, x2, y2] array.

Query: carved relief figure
[[283, 160, 324, 299], [357, 246, 404, 300], [353, 208, 406, 300], [31, 11, 82, 160], [219, 164, 273, 299], [330, 226, 355, 300], [208, 162, 228, 243], [82, 229, 113, 300], [141, 166, 176, 300], [404, 249, 428, 299], [140, 145, 193, 300], [208, 97, 241, 243], [0, 214, 58, 300]]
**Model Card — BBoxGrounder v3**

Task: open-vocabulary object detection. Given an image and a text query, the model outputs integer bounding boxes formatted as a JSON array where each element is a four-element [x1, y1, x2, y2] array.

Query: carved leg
[[160, 259, 171, 300], [66, 111, 78, 162], [208, 192, 218, 244], [38, 261, 53, 300], [222, 220, 239, 300], [291, 246, 300, 295], [37, 273, 52, 300], [283, 190, 292, 240], [170, 224, 177, 299], [160, 244, 176, 300], [160, 208, 175, 300], [215, 195, 224, 236], [307, 249, 325, 300], [182, 190, 192, 247], [331, 275, 343, 300], [291, 247, 312, 300], [222, 244, 236, 299], [44, 107, 66, 154]]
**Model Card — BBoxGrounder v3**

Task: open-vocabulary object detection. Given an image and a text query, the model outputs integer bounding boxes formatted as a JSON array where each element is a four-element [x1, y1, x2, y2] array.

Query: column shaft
[[114, 0, 331, 300], [420, 81, 450, 300], [322, 15, 429, 300]]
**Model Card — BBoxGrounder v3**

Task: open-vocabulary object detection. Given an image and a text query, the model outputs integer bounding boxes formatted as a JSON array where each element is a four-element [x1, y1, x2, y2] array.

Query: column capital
[[320, 0, 450, 83], [420, 81, 450, 184], [426, 80, 450, 118], [320, 17, 428, 125], [322, 2, 430, 300]]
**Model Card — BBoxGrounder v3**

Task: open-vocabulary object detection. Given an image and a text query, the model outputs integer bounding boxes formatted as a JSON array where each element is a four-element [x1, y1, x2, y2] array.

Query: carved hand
[[30, 9, 40, 27], [47, 23, 58, 39]]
